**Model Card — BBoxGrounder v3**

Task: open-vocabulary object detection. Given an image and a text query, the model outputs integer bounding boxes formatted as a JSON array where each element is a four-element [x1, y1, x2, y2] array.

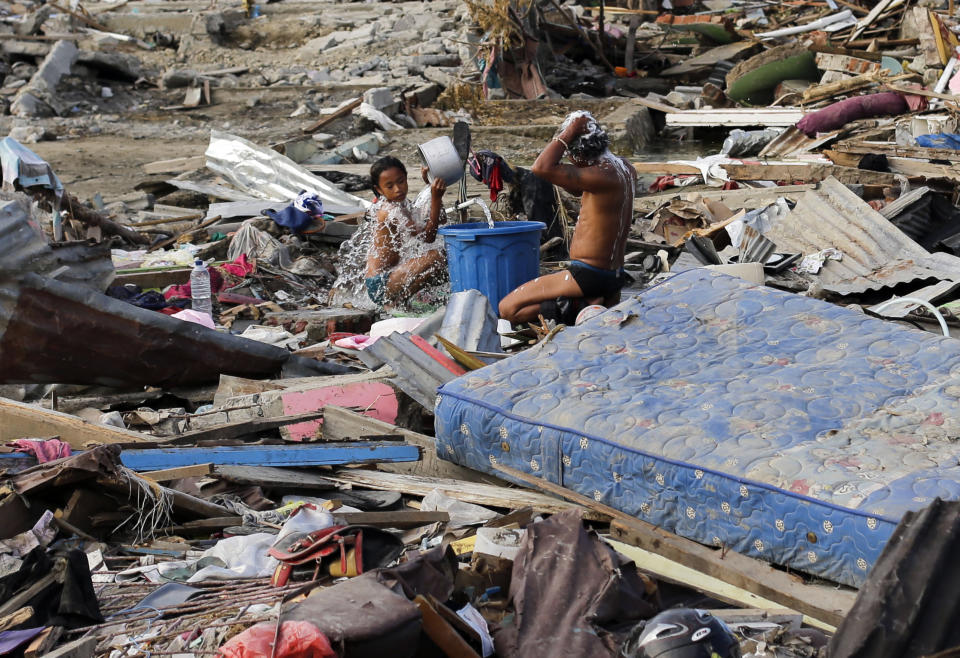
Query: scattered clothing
[[469, 150, 514, 201], [796, 92, 909, 137], [8, 439, 71, 463], [262, 191, 325, 233]]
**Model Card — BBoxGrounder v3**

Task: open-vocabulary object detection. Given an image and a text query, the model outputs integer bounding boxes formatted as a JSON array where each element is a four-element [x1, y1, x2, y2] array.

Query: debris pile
[[8, 0, 960, 655]]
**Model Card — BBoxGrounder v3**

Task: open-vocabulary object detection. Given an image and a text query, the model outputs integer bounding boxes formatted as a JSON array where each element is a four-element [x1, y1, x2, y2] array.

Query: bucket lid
[[439, 221, 547, 239]]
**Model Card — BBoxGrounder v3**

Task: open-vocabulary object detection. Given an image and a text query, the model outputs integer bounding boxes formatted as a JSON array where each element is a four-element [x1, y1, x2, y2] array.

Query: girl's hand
[[421, 166, 431, 184], [430, 177, 447, 198]]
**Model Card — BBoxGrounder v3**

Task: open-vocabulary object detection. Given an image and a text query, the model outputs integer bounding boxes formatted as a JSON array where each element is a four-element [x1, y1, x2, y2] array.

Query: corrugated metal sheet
[[0, 197, 49, 274], [766, 177, 960, 295], [0, 197, 114, 290], [0, 273, 353, 386], [365, 332, 461, 411], [867, 280, 960, 318], [438, 290, 503, 361], [758, 126, 838, 158], [879, 186, 932, 220]]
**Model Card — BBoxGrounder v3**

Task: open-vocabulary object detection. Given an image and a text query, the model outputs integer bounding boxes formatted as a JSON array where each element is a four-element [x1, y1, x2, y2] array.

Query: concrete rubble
[[4, 0, 960, 655]]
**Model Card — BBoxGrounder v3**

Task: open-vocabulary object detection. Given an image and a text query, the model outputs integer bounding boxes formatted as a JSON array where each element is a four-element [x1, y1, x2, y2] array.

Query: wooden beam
[[664, 108, 806, 127], [633, 160, 903, 185], [165, 411, 327, 445], [0, 397, 154, 447], [303, 98, 362, 133], [414, 595, 482, 658], [120, 442, 421, 471], [0, 607, 33, 632], [333, 511, 451, 528], [325, 468, 595, 516], [158, 516, 243, 534], [322, 405, 490, 482], [492, 463, 854, 628], [141, 464, 214, 482], [606, 539, 834, 632], [142, 155, 205, 175], [213, 465, 338, 490]]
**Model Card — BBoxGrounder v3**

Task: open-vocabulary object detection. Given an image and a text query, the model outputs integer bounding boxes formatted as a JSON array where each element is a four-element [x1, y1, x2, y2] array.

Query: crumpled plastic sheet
[[219, 620, 336, 658]]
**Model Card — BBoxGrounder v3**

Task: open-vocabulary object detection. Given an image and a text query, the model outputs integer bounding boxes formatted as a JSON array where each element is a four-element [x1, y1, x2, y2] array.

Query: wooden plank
[[636, 184, 815, 211], [141, 464, 214, 482], [662, 41, 759, 76], [39, 636, 95, 658], [665, 108, 806, 127], [833, 141, 960, 162], [492, 463, 854, 628], [25, 626, 62, 658], [0, 607, 33, 632], [323, 405, 490, 482], [143, 155, 207, 174], [0, 397, 154, 447], [606, 539, 833, 632], [120, 442, 421, 471], [159, 516, 243, 534], [325, 468, 595, 516], [708, 608, 803, 631], [633, 161, 902, 185], [334, 510, 451, 528], [165, 411, 327, 445], [214, 465, 338, 490], [414, 595, 482, 658], [303, 97, 362, 133]]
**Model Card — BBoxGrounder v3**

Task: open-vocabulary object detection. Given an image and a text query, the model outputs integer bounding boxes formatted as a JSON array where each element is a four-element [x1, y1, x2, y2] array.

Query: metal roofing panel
[[765, 177, 960, 295], [365, 332, 459, 411]]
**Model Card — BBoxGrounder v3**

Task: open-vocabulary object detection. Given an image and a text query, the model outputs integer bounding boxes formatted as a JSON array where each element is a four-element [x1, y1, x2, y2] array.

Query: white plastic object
[[190, 259, 213, 317], [474, 527, 527, 561], [418, 136, 464, 185]]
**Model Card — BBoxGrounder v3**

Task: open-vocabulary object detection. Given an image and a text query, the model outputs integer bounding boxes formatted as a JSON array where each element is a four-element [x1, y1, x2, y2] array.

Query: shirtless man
[[498, 112, 637, 324]]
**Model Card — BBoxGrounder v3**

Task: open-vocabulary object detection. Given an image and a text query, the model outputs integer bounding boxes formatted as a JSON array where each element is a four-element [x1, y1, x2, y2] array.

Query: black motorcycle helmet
[[620, 608, 741, 658]]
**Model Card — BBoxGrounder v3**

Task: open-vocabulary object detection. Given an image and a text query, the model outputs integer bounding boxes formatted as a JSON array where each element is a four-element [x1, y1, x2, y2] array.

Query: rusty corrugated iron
[[766, 177, 960, 295], [0, 273, 353, 387]]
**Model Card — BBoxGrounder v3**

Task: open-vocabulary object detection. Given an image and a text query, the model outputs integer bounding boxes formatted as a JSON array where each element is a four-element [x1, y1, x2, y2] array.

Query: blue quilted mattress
[[435, 269, 960, 588]]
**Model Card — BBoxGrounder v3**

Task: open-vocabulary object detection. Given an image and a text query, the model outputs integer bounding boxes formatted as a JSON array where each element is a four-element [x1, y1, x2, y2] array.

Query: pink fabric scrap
[[9, 439, 72, 463]]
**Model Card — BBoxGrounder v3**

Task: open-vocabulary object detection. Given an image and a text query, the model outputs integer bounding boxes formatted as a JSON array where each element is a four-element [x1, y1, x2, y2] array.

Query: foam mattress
[[435, 269, 960, 587]]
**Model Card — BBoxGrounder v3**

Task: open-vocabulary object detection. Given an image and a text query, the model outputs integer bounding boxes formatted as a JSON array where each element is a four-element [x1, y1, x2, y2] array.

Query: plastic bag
[[218, 621, 335, 658], [227, 219, 293, 269]]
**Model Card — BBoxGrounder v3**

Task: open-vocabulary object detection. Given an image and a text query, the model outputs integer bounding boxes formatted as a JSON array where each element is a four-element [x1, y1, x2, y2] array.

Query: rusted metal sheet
[[766, 177, 960, 295], [0, 273, 353, 387]]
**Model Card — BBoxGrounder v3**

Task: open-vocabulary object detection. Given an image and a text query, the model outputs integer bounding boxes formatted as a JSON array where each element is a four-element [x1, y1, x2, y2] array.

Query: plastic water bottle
[[190, 259, 213, 317]]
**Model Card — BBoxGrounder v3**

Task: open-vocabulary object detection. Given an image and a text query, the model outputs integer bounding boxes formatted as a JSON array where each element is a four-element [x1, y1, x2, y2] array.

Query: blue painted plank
[[118, 441, 420, 471]]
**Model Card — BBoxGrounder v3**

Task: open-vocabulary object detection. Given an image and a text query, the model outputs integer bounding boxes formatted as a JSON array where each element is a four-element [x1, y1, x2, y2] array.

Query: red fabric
[[165, 255, 256, 301], [649, 175, 678, 192], [721, 181, 740, 190], [795, 92, 908, 137], [9, 439, 71, 463], [488, 163, 503, 201], [218, 621, 335, 658]]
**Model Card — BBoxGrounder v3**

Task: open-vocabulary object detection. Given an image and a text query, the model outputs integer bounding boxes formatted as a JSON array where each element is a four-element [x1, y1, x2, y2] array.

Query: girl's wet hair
[[370, 156, 407, 194]]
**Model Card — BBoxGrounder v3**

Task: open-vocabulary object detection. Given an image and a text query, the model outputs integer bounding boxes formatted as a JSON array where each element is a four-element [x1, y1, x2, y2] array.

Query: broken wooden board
[[633, 160, 903, 185], [164, 179, 256, 202], [142, 155, 205, 175], [164, 410, 326, 445], [606, 539, 836, 632], [304, 97, 362, 133], [0, 397, 155, 447], [141, 464, 214, 482], [665, 108, 806, 127], [333, 511, 451, 528], [492, 462, 855, 629], [322, 405, 489, 482], [120, 442, 421, 471], [193, 371, 398, 441], [213, 465, 338, 490], [636, 184, 815, 212], [832, 141, 960, 163], [324, 468, 598, 517], [662, 41, 760, 76], [824, 150, 960, 181]]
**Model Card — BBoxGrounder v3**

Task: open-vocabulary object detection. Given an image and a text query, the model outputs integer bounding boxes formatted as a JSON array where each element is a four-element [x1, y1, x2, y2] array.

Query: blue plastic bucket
[[439, 221, 546, 312]]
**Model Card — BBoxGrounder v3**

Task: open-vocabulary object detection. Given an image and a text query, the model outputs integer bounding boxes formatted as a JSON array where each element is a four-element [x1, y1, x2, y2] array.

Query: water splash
[[328, 186, 447, 310]]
